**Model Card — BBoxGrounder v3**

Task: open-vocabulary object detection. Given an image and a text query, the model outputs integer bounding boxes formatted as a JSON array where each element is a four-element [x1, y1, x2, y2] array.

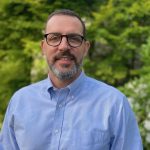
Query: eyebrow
[[45, 32, 84, 36]]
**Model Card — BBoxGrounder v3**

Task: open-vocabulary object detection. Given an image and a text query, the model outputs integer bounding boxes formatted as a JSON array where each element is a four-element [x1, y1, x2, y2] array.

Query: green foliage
[[140, 37, 150, 75], [86, 0, 150, 86], [23, 39, 48, 82], [0, 50, 31, 123]]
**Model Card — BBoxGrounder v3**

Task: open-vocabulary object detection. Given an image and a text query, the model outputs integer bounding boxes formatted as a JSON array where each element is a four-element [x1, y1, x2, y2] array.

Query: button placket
[[54, 129, 59, 134], [49, 88, 69, 150], [65, 95, 74, 104]]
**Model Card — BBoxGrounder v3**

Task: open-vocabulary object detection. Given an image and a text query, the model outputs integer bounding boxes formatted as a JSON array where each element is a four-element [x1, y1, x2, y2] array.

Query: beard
[[48, 51, 83, 80]]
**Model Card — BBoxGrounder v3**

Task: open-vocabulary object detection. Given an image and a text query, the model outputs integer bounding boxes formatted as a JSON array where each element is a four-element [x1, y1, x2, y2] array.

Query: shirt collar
[[67, 71, 86, 93], [42, 75, 53, 93], [41, 71, 86, 100], [45, 71, 86, 92]]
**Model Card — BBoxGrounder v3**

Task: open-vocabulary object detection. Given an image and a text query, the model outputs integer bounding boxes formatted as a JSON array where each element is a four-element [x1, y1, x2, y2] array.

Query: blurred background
[[0, 0, 150, 149]]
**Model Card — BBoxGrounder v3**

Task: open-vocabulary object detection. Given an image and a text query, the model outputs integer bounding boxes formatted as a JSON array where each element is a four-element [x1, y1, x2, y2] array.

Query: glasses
[[44, 33, 85, 48]]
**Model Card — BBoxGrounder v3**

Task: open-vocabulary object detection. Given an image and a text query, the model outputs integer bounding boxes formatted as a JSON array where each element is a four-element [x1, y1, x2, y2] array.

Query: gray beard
[[49, 63, 82, 81]]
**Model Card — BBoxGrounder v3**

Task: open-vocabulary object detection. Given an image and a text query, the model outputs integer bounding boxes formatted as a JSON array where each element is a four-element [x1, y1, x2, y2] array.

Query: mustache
[[54, 51, 76, 61]]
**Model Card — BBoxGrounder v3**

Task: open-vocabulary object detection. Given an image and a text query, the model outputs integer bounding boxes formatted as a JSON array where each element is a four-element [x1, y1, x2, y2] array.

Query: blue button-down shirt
[[0, 72, 143, 150]]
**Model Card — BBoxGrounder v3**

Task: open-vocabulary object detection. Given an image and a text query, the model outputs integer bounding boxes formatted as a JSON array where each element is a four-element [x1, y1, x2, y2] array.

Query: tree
[[85, 0, 150, 86]]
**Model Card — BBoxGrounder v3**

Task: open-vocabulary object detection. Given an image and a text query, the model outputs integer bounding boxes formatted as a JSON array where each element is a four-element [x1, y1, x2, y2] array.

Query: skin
[[41, 15, 90, 88]]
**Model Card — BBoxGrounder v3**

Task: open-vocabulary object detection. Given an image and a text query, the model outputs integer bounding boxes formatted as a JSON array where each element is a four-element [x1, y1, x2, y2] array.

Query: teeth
[[61, 56, 72, 60], [62, 58, 70, 60]]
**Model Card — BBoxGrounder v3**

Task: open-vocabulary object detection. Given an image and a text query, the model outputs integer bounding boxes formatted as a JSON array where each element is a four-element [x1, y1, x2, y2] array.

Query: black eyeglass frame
[[44, 33, 85, 48]]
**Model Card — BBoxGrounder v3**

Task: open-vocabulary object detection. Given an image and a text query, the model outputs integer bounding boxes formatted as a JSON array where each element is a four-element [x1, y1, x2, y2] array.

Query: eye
[[68, 35, 82, 43], [47, 34, 61, 42]]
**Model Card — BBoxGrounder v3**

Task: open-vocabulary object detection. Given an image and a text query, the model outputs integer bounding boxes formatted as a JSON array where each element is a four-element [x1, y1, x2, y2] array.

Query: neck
[[48, 71, 81, 89]]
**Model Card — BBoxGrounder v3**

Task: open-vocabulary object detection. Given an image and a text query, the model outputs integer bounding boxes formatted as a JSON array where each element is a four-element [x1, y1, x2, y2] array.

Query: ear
[[83, 40, 90, 57], [41, 40, 46, 55]]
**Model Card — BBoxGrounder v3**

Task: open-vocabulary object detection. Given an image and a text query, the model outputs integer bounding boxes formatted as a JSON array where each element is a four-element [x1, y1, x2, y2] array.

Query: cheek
[[44, 46, 56, 57], [76, 48, 87, 59], [43, 50, 54, 63], [74, 52, 85, 64]]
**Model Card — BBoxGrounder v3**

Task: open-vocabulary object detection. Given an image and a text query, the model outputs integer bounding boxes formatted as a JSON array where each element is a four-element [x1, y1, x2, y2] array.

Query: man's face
[[41, 15, 90, 80]]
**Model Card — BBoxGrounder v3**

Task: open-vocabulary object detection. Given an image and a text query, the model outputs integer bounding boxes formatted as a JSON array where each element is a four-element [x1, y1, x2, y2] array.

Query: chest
[[13, 94, 112, 150]]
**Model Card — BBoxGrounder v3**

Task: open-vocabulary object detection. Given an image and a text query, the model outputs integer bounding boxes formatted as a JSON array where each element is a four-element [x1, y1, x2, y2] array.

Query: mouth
[[52, 51, 77, 69], [52, 53, 75, 70], [54, 52, 76, 63], [56, 57, 74, 68], [56, 55, 74, 61]]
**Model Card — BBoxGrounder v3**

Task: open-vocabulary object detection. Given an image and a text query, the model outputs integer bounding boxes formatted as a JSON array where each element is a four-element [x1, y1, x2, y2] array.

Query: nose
[[58, 36, 70, 51]]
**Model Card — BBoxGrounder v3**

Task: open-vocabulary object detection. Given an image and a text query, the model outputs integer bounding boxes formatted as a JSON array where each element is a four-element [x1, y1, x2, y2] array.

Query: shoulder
[[85, 76, 133, 113], [85, 76, 124, 96], [14, 78, 48, 95], [7, 78, 49, 112], [84, 76, 128, 106], [9, 78, 48, 104]]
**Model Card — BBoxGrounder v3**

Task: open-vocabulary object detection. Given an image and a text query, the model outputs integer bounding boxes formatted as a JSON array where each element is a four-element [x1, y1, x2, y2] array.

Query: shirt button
[[54, 129, 59, 134], [69, 95, 74, 101], [59, 104, 63, 108]]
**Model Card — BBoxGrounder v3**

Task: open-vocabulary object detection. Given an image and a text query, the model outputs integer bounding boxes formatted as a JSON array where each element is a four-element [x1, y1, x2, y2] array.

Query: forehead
[[45, 15, 83, 34]]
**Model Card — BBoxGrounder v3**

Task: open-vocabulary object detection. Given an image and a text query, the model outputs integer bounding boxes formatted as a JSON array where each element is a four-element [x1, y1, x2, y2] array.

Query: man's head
[[45, 9, 86, 37], [41, 9, 90, 82]]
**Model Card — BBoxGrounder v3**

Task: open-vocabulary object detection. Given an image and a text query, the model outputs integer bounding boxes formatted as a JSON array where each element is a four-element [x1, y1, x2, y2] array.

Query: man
[[0, 9, 143, 150]]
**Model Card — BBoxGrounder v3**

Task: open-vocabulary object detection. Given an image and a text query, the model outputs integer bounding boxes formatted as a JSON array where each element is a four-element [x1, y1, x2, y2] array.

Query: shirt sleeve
[[0, 138, 4, 150], [110, 96, 143, 150], [0, 99, 20, 150]]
